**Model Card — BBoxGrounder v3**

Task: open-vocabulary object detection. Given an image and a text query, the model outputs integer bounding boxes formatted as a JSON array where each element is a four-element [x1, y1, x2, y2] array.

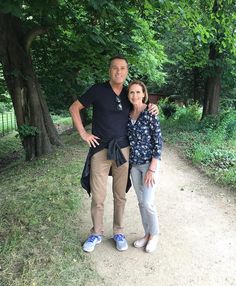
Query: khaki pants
[[90, 147, 129, 235]]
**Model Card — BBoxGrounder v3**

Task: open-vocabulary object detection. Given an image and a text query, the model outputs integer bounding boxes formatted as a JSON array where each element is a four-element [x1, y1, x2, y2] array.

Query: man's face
[[109, 59, 128, 85]]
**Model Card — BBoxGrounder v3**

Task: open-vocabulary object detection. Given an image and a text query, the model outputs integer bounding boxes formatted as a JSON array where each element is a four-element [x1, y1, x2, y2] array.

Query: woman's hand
[[144, 169, 156, 187], [148, 103, 159, 116], [81, 131, 100, 148]]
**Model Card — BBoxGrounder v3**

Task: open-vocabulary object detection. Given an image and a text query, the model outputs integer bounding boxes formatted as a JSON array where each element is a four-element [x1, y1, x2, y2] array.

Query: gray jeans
[[130, 163, 160, 236]]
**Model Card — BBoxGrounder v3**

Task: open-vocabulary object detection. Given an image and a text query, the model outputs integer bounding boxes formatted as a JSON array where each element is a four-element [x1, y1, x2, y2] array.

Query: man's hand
[[81, 131, 100, 148], [148, 103, 159, 116]]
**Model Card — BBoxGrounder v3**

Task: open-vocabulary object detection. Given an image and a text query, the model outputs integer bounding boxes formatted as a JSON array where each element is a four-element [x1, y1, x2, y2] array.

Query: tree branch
[[24, 27, 49, 52]]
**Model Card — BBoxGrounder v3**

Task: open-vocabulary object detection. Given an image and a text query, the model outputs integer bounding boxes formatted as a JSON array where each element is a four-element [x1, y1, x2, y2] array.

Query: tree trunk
[[192, 67, 204, 104], [0, 13, 61, 160], [202, 45, 221, 118], [202, 0, 222, 118]]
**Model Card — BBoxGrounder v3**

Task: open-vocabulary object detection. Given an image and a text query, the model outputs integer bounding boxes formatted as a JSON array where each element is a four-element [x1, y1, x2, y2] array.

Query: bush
[[174, 103, 202, 122], [199, 109, 236, 137], [160, 99, 201, 122], [160, 102, 177, 118], [161, 104, 236, 189], [226, 120, 236, 140], [191, 144, 210, 164]]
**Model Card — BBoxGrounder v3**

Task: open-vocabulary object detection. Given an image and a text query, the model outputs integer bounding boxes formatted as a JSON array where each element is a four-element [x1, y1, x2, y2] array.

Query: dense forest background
[[0, 0, 235, 160]]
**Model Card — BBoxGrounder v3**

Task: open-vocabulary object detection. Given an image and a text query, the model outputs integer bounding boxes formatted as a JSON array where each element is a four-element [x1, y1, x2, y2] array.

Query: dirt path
[[79, 144, 236, 286]]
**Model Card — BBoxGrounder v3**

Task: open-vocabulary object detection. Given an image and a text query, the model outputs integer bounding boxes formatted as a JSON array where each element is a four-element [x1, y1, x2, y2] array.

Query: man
[[69, 55, 157, 252]]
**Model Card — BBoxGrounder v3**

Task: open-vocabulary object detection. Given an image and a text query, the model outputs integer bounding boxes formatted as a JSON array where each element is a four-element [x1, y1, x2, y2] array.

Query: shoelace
[[114, 234, 125, 241], [87, 235, 99, 243]]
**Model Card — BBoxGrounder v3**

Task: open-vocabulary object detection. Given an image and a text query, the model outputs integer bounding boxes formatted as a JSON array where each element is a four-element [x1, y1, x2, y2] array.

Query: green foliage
[[129, 17, 167, 85], [173, 103, 201, 122], [206, 149, 236, 169], [0, 66, 12, 108], [0, 102, 12, 112], [199, 109, 236, 141], [0, 1, 23, 17], [0, 110, 16, 136], [160, 100, 202, 128], [152, 0, 236, 115], [51, 113, 71, 124], [0, 0, 60, 21], [0, 0, 235, 119], [0, 132, 23, 159], [25, 0, 168, 111], [17, 124, 39, 138], [159, 99, 177, 119], [175, 0, 236, 56], [225, 120, 236, 140], [161, 105, 236, 189]]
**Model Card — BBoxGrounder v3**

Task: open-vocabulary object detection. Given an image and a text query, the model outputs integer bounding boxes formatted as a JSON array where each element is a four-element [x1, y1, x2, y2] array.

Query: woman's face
[[128, 84, 145, 105]]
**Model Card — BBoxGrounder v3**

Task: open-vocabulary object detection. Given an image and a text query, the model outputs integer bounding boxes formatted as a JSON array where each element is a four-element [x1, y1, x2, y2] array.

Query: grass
[[0, 131, 103, 286], [51, 113, 73, 126], [0, 114, 73, 167], [0, 132, 23, 158]]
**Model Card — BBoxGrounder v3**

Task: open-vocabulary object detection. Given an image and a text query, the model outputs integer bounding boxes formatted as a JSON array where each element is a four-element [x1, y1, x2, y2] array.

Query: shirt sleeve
[[79, 84, 97, 107], [149, 114, 162, 159]]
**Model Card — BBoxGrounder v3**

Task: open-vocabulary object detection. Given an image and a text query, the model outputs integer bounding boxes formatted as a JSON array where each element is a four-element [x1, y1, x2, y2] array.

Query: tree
[[0, 0, 168, 162], [0, 1, 61, 160], [30, 0, 167, 111], [147, 0, 235, 117], [200, 0, 236, 116]]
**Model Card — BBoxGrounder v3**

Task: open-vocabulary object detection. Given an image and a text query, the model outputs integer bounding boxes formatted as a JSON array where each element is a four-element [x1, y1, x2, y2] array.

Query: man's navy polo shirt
[[79, 81, 131, 141]]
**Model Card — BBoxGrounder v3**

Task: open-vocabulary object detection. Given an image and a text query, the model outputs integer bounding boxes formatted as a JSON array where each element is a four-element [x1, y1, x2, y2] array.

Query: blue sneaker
[[113, 234, 128, 251], [83, 235, 102, 252]]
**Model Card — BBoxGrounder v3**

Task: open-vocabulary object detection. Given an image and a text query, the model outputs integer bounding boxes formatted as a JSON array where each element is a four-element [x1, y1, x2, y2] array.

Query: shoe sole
[[113, 235, 128, 251], [115, 243, 128, 251], [145, 241, 158, 253], [116, 246, 128, 251], [133, 241, 148, 248], [145, 247, 157, 253]]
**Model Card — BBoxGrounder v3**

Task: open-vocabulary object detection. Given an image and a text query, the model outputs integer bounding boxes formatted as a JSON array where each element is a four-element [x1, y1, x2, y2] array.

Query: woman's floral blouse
[[128, 108, 162, 165]]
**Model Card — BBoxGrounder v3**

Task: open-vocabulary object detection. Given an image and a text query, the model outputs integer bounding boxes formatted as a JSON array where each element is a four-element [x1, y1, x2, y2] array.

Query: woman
[[127, 80, 162, 253]]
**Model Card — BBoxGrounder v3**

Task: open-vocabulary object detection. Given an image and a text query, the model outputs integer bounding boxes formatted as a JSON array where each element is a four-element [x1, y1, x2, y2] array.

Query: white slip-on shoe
[[145, 236, 158, 253], [133, 236, 149, 248]]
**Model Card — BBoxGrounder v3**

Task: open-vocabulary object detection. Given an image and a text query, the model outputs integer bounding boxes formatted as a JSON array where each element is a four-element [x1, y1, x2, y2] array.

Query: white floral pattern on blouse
[[128, 108, 162, 165]]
